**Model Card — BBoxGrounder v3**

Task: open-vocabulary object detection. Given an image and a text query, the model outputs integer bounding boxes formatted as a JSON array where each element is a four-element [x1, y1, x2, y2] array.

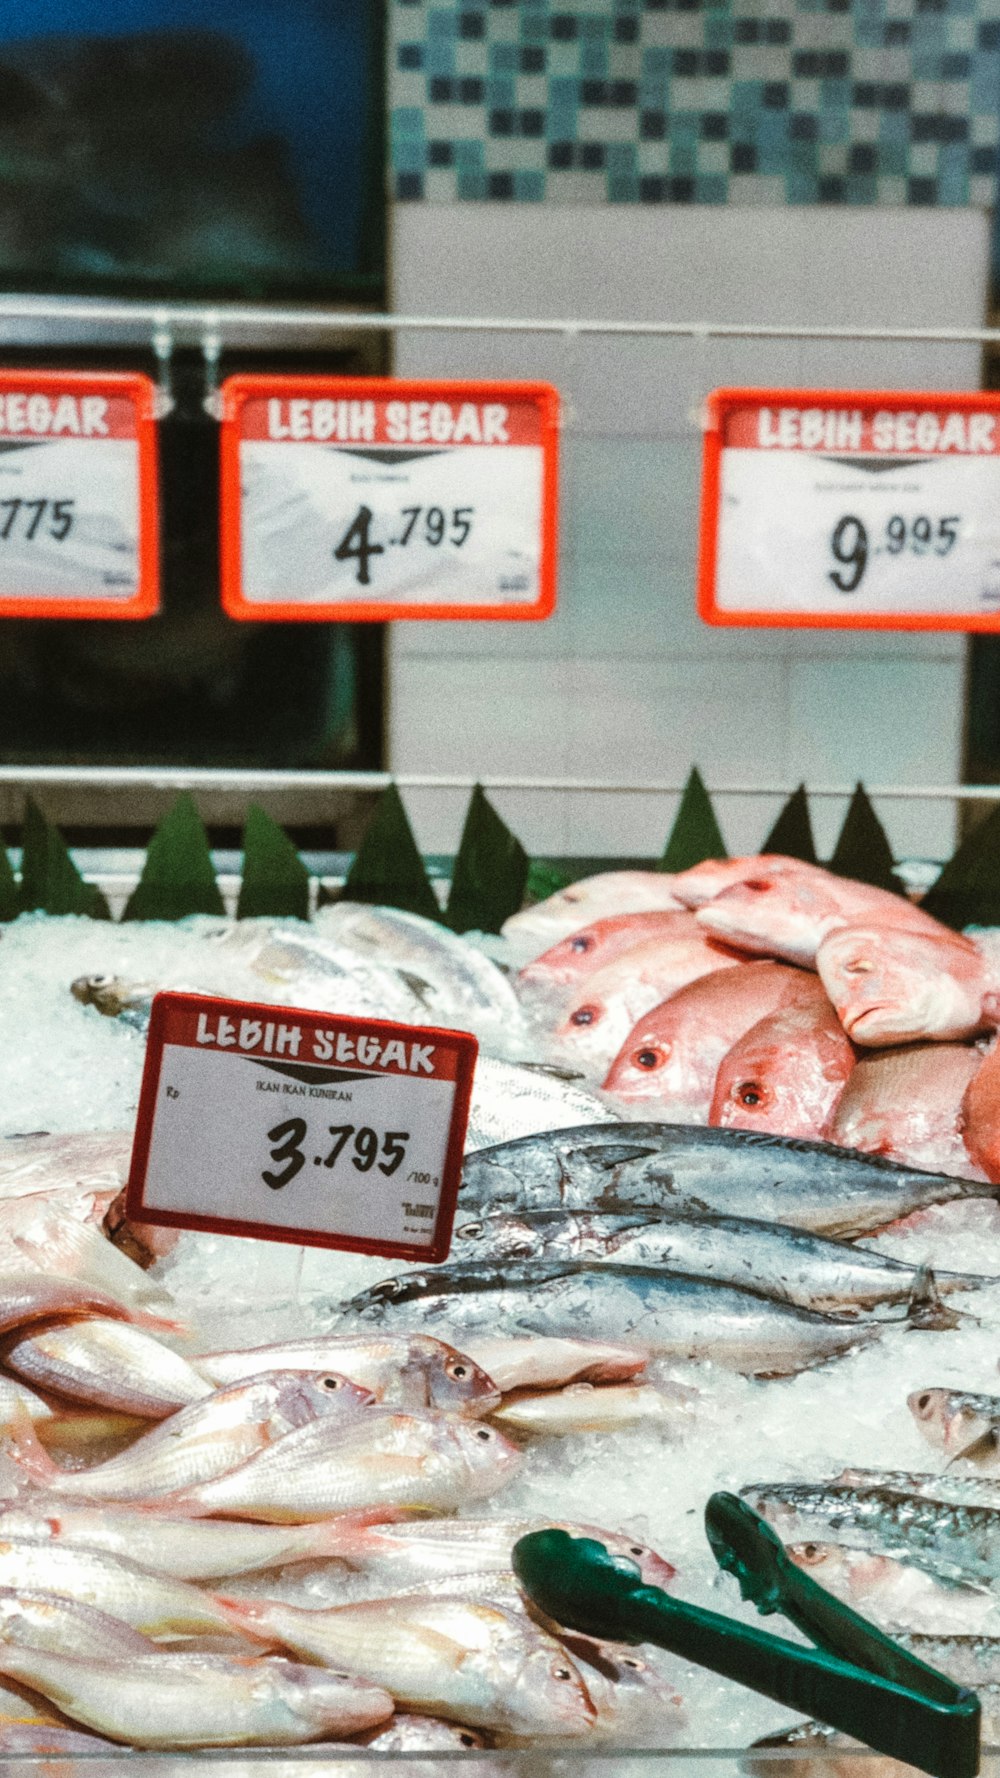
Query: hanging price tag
[[126, 993, 478, 1262], [0, 370, 159, 619], [698, 387, 1000, 632], [219, 375, 559, 621]]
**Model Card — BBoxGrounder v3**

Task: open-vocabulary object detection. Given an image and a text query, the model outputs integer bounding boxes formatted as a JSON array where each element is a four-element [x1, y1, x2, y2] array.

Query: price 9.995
[[262, 1119, 411, 1191], [829, 512, 960, 593]]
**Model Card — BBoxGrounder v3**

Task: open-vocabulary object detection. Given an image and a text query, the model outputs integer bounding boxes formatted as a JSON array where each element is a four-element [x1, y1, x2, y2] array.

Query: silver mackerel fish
[[743, 1480, 1000, 1586], [459, 1124, 997, 1236]]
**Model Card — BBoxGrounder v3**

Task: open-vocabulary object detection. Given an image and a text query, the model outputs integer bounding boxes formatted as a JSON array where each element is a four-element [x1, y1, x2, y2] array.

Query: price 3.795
[[829, 513, 960, 593], [334, 503, 473, 586], [262, 1119, 410, 1191]]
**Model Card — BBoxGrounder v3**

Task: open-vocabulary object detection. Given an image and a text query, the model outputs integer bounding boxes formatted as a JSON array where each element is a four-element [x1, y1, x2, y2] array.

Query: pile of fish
[[510, 856, 1000, 1181], [14, 860, 1000, 1758]]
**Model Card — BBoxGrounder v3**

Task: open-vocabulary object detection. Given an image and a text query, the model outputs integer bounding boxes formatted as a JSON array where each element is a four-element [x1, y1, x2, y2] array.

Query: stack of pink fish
[[512, 859, 1000, 1183]]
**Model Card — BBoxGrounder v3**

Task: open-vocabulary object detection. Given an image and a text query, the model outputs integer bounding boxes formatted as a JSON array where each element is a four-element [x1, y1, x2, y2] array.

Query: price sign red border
[[0, 369, 159, 620], [698, 385, 1000, 632], [219, 374, 560, 622], [125, 991, 478, 1263]]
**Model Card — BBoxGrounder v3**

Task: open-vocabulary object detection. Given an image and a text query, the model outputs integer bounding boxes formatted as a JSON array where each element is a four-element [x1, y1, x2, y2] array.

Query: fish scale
[[745, 1481, 1000, 1588]]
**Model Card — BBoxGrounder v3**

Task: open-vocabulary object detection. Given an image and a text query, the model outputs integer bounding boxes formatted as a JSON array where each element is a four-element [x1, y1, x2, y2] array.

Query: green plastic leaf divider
[[122, 793, 226, 921], [237, 804, 311, 922], [661, 767, 728, 872], [446, 783, 529, 934], [0, 829, 18, 922], [920, 802, 1000, 929], [19, 797, 110, 919], [828, 783, 901, 893], [525, 859, 572, 904], [334, 781, 441, 922], [763, 783, 817, 864]]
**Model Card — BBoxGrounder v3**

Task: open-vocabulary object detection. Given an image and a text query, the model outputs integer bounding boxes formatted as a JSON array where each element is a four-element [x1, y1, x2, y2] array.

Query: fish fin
[[519, 1062, 588, 1083], [904, 1265, 965, 1332], [3, 1402, 63, 1488], [397, 970, 435, 1007], [946, 1428, 999, 1468], [573, 1143, 661, 1171]]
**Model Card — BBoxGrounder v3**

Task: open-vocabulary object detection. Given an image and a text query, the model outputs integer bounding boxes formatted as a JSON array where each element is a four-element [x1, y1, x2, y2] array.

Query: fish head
[[273, 1661, 395, 1736], [787, 1542, 893, 1599], [518, 922, 611, 988], [554, 987, 633, 1076], [267, 1371, 377, 1433], [586, 1528, 676, 1590], [409, 1337, 502, 1416], [907, 1387, 991, 1454], [452, 1216, 543, 1265], [500, 1640, 598, 1739], [70, 974, 150, 1017], [709, 1005, 851, 1138], [695, 876, 839, 966], [451, 1418, 523, 1496], [601, 1010, 708, 1119], [818, 925, 987, 1045], [561, 1635, 685, 1744], [670, 855, 809, 909]]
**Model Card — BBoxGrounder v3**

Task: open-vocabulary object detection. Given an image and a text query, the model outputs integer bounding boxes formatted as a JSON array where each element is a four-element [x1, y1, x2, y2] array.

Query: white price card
[[219, 375, 559, 621], [125, 993, 478, 1262], [0, 371, 159, 619], [698, 388, 1000, 631]]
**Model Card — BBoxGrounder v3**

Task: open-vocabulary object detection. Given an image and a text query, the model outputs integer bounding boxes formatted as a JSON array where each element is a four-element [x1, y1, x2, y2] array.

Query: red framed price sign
[[126, 992, 478, 1263], [698, 387, 1000, 632], [0, 370, 159, 619], [219, 375, 559, 621]]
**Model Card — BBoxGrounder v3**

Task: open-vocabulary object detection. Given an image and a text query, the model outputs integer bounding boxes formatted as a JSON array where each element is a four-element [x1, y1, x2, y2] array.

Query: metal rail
[[0, 766, 995, 802], [0, 294, 996, 348]]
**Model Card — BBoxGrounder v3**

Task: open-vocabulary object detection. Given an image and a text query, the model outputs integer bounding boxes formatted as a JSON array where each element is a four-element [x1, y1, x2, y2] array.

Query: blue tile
[[456, 170, 488, 198], [695, 173, 728, 200], [514, 170, 546, 198], [391, 107, 426, 137], [608, 174, 641, 199]]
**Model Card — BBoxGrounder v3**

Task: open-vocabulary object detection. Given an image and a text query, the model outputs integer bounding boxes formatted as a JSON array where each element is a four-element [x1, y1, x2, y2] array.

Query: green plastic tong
[[512, 1492, 981, 1778]]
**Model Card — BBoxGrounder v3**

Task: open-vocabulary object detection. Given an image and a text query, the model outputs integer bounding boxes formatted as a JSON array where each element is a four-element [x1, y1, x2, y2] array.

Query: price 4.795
[[829, 513, 960, 593], [334, 503, 473, 586], [263, 1119, 410, 1191]]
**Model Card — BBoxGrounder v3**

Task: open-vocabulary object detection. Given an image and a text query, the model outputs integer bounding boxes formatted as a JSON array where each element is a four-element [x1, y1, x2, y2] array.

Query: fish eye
[[621, 1656, 643, 1670], [458, 1222, 482, 1239], [737, 1081, 764, 1108], [570, 936, 591, 953], [628, 1544, 647, 1558], [799, 1544, 821, 1563], [915, 1393, 932, 1414], [634, 1048, 664, 1071], [459, 1734, 477, 1747], [475, 1427, 493, 1441], [744, 880, 770, 893], [845, 958, 873, 975], [552, 1665, 573, 1682], [571, 1006, 598, 1027], [320, 1376, 342, 1391], [447, 1361, 469, 1379]]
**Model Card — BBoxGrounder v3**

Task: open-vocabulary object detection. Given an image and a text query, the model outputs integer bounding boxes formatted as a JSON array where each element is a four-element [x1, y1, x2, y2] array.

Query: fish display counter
[[0, 837, 997, 1772]]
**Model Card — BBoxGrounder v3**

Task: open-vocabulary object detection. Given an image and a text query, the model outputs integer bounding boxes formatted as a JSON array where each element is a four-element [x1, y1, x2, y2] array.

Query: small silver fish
[[492, 1380, 698, 1437], [0, 1644, 394, 1748], [0, 1539, 245, 1638], [170, 1409, 522, 1522], [788, 1541, 1000, 1634], [218, 1591, 598, 1742], [302, 1515, 676, 1590], [195, 1332, 500, 1416], [743, 1481, 1000, 1588], [909, 1387, 1000, 1461], [8, 1371, 374, 1501], [2, 1318, 212, 1417], [459, 1335, 648, 1391], [0, 1586, 153, 1657]]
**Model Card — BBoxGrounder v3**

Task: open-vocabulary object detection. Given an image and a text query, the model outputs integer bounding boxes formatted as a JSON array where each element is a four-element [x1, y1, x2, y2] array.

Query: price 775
[[334, 503, 473, 586], [262, 1119, 410, 1191]]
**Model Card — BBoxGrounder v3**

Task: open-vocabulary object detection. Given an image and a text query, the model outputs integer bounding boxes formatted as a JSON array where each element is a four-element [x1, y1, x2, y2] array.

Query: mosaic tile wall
[[389, 0, 1000, 204]]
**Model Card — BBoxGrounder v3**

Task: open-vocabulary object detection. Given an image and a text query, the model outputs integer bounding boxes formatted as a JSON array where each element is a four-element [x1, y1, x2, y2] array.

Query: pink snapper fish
[[695, 864, 950, 969], [602, 962, 825, 1123], [816, 923, 998, 1045], [709, 994, 855, 1140], [830, 1041, 985, 1178]]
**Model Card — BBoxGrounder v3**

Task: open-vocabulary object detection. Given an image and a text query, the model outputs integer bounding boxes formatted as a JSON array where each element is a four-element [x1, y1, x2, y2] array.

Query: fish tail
[[4, 1403, 64, 1488], [305, 1508, 412, 1563], [211, 1595, 277, 1643], [905, 1266, 967, 1332]]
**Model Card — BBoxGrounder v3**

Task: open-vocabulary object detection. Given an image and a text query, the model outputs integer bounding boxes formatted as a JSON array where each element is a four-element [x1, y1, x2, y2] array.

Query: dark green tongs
[[513, 1493, 980, 1778]]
